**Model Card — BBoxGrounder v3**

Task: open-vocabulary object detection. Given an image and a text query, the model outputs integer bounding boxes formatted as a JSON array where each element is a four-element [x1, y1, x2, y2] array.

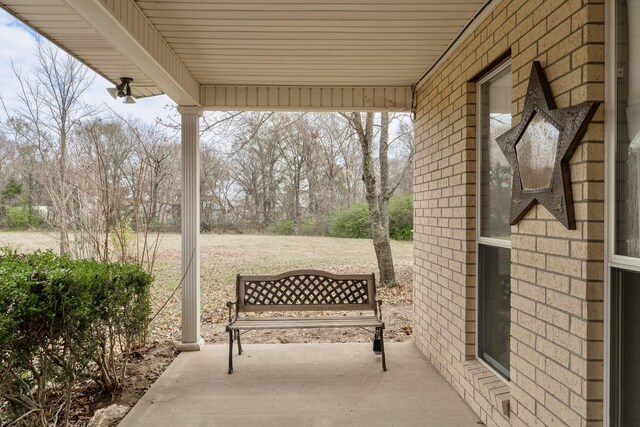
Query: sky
[[0, 9, 175, 124]]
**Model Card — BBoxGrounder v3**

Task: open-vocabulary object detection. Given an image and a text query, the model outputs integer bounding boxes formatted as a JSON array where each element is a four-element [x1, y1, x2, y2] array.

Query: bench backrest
[[236, 270, 376, 313]]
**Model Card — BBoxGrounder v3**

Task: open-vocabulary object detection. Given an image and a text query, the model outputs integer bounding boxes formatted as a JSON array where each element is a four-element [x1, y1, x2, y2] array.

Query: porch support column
[[177, 105, 204, 352]]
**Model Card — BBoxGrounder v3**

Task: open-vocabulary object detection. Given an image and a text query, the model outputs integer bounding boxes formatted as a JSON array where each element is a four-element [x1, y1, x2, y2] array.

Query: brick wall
[[412, 1, 605, 426]]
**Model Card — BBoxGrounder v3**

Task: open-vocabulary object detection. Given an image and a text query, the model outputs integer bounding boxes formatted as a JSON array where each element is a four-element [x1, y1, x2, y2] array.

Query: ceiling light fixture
[[107, 77, 136, 104]]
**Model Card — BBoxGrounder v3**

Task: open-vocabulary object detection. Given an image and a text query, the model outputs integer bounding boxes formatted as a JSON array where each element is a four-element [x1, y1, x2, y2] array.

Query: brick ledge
[[463, 360, 511, 417]]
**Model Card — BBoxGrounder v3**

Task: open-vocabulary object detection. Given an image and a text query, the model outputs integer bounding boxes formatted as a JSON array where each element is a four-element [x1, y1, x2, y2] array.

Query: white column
[[177, 106, 204, 351]]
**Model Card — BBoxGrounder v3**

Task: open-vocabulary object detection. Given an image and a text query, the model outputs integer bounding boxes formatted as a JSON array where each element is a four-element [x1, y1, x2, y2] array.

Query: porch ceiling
[[0, 0, 487, 111]]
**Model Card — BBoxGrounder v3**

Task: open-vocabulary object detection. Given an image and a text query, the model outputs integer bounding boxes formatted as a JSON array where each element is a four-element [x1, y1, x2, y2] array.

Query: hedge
[[329, 202, 372, 239], [0, 248, 152, 426], [329, 194, 413, 240], [3, 206, 44, 230], [388, 193, 413, 241]]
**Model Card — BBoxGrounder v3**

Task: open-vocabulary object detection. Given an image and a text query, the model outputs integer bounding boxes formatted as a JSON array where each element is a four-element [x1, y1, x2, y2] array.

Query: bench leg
[[236, 330, 243, 355], [228, 330, 234, 374], [380, 328, 387, 372], [373, 327, 382, 353]]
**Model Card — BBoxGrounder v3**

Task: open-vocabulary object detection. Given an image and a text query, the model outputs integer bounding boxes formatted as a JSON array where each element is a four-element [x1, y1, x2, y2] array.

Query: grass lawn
[[0, 232, 414, 343]]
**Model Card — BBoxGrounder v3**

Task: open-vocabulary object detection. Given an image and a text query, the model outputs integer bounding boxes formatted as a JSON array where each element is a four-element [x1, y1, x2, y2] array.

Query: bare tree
[[315, 113, 350, 212], [231, 112, 282, 228], [279, 113, 311, 225], [2, 87, 414, 249], [345, 112, 397, 286], [71, 120, 135, 260], [378, 112, 414, 237], [339, 131, 364, 208], [121, 122, 180, 271], [3, 41, 93, 255], [201, 144, 235, 229]]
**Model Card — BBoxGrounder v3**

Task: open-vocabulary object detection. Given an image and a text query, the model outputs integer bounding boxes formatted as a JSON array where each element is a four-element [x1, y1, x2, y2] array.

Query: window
[[611, 270, 640, 426], [609, 0, 640, 424], [477, 63, 512, 380]]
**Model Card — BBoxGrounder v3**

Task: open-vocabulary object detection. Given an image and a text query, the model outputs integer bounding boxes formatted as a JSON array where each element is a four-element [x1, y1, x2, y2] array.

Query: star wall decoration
[[495, 61, 600, 230]]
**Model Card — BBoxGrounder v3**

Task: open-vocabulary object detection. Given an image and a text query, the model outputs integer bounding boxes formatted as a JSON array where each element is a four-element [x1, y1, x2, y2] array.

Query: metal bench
[[225, 270, 386, 374]]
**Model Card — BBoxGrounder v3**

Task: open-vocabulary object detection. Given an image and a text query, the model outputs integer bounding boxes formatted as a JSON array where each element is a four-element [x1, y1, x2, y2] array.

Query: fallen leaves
[[379, 281, 413, 305]]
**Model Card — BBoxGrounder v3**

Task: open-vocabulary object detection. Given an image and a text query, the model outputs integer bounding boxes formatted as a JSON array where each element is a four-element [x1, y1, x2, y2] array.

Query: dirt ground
[[0, 232, 414, 425]]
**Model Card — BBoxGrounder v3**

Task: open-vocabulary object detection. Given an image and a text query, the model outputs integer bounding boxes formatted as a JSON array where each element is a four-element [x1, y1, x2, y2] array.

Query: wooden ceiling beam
[[200, 85, 413, 112], [62, 0, 200, 105]]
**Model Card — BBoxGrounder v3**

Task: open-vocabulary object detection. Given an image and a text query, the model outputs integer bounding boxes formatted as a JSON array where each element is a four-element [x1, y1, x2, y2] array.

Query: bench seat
[[228, 316, 383, 330]]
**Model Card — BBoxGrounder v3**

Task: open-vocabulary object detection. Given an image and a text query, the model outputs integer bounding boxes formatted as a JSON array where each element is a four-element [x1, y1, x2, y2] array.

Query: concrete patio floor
[[119, 342, 481, 427]]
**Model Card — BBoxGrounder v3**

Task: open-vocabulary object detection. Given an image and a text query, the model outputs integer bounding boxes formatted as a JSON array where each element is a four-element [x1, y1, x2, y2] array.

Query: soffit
[[136, 0, 486, 87]]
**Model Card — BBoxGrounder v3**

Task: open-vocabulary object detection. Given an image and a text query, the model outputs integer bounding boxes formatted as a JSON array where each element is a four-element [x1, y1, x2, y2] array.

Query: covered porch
[[1, 0, 617, 425], [119, 343, 480, 427], [0, 0, 498, 425]]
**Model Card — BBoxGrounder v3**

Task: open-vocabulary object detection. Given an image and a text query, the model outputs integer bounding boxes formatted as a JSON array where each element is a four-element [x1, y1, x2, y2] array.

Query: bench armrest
[[375, 299, 383, 322], [227, 300, 238, 323]]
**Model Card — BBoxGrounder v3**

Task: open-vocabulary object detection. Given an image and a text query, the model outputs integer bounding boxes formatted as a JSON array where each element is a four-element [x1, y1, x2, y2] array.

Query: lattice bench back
[[236, 270, 376, 312]]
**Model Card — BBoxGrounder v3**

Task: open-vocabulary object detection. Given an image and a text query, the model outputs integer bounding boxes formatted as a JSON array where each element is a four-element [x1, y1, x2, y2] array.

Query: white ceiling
[[137, 0, 484, 86]]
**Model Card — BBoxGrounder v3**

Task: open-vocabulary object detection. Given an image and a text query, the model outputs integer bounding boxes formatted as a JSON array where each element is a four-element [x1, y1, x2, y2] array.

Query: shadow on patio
[[119, 342, 480, 427]]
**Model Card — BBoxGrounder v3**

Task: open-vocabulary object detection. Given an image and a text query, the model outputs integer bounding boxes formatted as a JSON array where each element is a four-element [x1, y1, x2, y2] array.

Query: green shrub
[[328, 195, 413, 241], [90, 260, 152, 393], [268, 219, 295, 235], [148, 217, 163, 232], [297, 216, 328, 236], [1, 177, 22, 203], [0, 248, 152, 426], [4, 206, 42, 229], [389, 193, 413, 241], [329, 202, 372, 239]]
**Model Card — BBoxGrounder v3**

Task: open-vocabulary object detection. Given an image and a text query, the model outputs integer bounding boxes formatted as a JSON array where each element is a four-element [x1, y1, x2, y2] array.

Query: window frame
[[605, 1, 640, 425], [475, 60, 512, 384]]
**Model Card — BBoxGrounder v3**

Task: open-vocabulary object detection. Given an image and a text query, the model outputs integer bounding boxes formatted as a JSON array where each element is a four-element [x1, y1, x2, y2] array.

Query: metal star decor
[[495, 61, 600, 230]]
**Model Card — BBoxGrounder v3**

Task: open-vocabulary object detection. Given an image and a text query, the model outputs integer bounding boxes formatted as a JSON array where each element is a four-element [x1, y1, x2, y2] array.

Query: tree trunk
[[351, 112, 396, 286], [58, 126, 71, 255], [344, 157, 353, 208], [293, 167, 301, 223], [378, 112, 391, 237]]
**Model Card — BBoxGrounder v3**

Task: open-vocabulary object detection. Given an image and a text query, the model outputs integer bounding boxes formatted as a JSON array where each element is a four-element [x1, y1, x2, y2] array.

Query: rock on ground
[[87, 404, 129, 427]]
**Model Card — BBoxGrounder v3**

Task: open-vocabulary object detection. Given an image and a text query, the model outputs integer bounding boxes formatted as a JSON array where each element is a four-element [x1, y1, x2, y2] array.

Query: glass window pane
[[478, 245, 511, 379], [611, 269, 640, 425], [516, 112, 560, 191], [616, 0, 640, 258], [480, 68, 513, 240]]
